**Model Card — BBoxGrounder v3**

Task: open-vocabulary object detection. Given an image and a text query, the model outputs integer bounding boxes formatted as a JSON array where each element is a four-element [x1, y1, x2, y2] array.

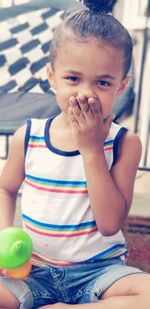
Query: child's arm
[[0, 125, 26, 229], [68, 96, 142, 236], [82, 132, 141, 236]]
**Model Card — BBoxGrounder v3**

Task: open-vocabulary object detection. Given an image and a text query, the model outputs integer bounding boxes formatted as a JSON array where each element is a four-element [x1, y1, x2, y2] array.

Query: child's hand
[[68, 95, 114, 155], [0, 268, 9, 277]]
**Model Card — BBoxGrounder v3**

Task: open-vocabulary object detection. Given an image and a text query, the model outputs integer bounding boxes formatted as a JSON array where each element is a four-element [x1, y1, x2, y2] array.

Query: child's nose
[[77, 83, 96, 99]]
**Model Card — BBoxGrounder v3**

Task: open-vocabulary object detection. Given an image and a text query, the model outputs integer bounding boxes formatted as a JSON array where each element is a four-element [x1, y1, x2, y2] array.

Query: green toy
[[0, 227, 32, 278]]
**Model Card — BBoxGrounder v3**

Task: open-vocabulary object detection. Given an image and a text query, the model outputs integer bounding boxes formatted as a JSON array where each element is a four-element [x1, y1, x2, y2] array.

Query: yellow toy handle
[[5, 260, 32, 279]]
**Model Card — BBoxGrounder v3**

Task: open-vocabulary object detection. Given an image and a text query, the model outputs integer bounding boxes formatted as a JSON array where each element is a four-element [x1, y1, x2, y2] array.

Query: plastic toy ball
[[0, 227, 32, 279]]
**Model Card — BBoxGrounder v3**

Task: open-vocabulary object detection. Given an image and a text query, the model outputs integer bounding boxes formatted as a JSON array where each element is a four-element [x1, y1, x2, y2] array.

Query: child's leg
[[38, 273, 150, 309], [0, 277, 32, 309], [0, 284, 20, 309]]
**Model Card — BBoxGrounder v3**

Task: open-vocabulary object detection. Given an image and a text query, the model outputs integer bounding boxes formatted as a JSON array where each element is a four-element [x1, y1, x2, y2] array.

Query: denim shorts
[[0, 257, 142, 308]]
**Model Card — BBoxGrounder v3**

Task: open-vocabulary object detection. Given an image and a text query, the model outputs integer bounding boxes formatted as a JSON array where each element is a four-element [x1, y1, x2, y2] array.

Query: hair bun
[[83, 0, 117, 13]]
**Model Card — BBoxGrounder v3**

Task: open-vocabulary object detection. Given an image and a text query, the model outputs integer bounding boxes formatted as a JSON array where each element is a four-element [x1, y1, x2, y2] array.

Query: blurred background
[[0, 0, 150, 272]]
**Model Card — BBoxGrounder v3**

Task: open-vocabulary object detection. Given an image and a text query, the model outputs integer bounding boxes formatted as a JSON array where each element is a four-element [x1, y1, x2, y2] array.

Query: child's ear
[[117, 76, 129, 96], [47, 63, 56, 90]]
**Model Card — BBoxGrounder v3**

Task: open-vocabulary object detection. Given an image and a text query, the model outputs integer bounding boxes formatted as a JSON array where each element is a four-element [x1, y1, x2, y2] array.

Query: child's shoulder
[[26, 117, 51, 138], [12, 118, 48, 148], [120, 130, 142, 156], [13, 123, 27, 144], [116, 128, 142, 166], [15, 118, 49, 137], [107, 122, 127, 141], [109, 122, 142, 165], [14, 118, 49, 151], [109, 122, 141, 148]]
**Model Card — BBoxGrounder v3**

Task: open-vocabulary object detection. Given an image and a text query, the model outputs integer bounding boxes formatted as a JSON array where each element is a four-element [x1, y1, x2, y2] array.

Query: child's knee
[[0, 284, 20, 309]]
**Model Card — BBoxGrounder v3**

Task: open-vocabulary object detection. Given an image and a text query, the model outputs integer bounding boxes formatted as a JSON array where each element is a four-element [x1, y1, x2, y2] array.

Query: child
[[0, 0, 150, 308]]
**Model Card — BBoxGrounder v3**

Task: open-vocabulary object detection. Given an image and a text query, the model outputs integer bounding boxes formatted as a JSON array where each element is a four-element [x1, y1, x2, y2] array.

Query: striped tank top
[[22, 117, 128, 267]]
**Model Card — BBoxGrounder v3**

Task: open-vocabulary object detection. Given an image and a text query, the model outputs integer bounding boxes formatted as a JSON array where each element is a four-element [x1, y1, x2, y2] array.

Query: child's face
[[48, 34, 128, 119]]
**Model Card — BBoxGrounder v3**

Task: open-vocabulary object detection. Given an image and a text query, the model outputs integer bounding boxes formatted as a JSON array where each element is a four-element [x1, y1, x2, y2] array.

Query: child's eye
[[66, 76, 79, 82], [96, 80, 111, 86]]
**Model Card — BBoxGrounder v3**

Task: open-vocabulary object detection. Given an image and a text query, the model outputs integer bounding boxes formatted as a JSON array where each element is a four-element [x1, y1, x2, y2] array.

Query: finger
[[0, 269, 9, 277], [77, 96, 90, 113], [69, 96, 82, 118], [68, 106, 79, 127], [77, 96, 95, 122], [88, 97, 101, 116], [69, 96, 87, 127]]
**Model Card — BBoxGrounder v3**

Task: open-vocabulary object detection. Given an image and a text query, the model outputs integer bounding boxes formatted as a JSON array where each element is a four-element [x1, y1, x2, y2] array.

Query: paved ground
[[130, 170, 150, 216]]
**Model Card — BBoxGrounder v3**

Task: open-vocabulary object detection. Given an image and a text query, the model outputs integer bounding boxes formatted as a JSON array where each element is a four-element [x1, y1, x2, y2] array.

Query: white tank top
[[21, 117, 128, 266]]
